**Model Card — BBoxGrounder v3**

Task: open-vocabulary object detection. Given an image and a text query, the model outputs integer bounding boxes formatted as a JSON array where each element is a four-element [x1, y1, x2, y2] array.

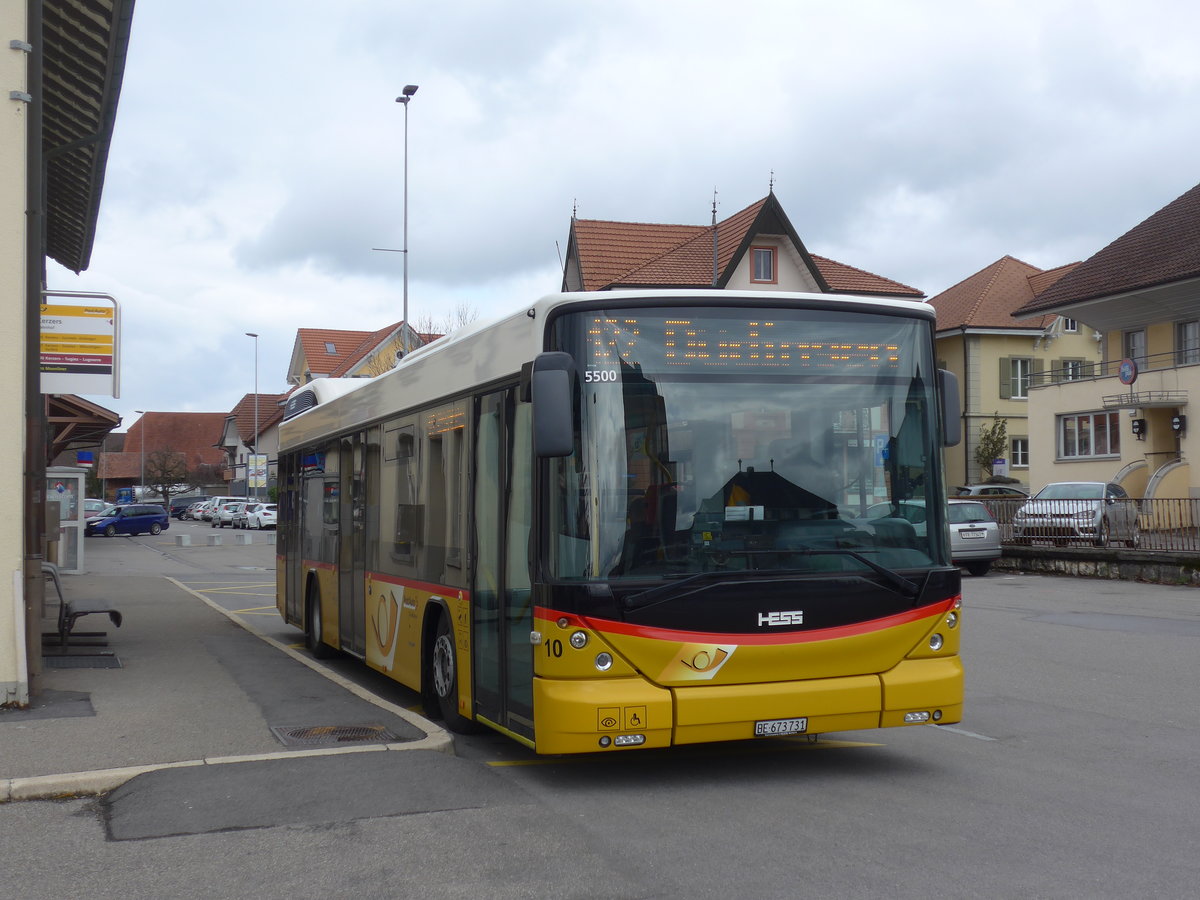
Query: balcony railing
[[1030, 348, 1200, 391], [970, 497, 1200, 553]]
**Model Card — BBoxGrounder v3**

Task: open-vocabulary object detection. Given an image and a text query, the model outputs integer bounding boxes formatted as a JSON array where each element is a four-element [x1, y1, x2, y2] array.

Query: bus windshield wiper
[[791, 548, 922, 601], [621, 554, 922, 612], [623, 569, 804, 611]]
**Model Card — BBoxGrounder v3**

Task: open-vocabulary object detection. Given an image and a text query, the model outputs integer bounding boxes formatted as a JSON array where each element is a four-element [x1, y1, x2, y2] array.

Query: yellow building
[[928, 256, 1102, 490], [1014, 182, 1200, 504]]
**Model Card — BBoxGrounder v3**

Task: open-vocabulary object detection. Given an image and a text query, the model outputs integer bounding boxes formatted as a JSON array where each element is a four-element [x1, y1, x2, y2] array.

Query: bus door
[[280, 453, 303, 624], [473, 388, 534, 740], [337, 434, 367, 657]]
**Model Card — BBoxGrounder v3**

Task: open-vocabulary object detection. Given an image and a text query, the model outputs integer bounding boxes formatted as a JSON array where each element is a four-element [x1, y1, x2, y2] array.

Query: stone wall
[[995, 546, 1200, 586]]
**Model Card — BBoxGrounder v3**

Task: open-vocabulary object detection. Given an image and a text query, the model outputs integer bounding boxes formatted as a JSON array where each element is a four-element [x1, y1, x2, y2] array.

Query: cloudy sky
[[51, 0, 1200, 431]]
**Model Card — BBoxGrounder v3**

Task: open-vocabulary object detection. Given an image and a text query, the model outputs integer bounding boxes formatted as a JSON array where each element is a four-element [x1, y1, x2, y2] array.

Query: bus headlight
[[569, 631, 589, 649], [929, 633, 944, 651], [946, 612, 958, 629], [595, 652, 613, 671]]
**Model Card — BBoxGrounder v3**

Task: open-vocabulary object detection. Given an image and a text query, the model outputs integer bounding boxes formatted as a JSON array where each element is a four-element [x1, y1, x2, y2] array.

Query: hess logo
[[758, 610, 804, 627]]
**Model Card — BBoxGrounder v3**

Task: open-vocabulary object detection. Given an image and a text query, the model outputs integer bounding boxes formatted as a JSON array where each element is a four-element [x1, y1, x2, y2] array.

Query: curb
[[1, 735, 455, 803], [1, 576, 455, 803]]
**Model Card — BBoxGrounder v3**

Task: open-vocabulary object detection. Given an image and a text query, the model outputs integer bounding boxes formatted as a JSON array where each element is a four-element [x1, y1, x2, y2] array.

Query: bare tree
[[142, 447, 191, 509], [973, 413, 1009, 481], [414, 301, 480, 341]]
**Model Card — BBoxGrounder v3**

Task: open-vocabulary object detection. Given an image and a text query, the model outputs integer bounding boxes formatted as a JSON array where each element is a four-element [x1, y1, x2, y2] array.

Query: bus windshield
[[548, 305, 948, 581]]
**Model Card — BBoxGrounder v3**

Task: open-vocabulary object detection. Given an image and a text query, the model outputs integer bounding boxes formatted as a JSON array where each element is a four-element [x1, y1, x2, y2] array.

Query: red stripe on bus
[[367, 571, 471, 598], [534, 597, 959, 645]]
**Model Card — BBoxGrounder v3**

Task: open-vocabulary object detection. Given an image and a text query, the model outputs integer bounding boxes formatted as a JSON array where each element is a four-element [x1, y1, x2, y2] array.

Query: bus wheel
[[305, 584, 334, 659], [428, 612, 481, 734]]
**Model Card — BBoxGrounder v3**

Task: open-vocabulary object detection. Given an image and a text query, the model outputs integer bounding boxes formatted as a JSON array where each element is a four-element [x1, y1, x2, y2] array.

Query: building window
[[324, 342, 337, 354], [1062, 359, 1084, 381], [1011, 437, 1029, 468], [750, 246, 776, 283], [1123, 329, 1146, 366], [1060, 317, 1078, 333], [1177, 320, 1200, 365], [1010, 358, 1031, 399], [1058, 411, 1120, 459]]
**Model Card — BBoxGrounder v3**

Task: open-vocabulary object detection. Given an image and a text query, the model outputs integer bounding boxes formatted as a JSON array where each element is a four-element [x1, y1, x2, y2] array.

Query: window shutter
[[998, 358, 1011, 399], [1031, 358, 1045, 389], [1050, 358, 1061, 383]]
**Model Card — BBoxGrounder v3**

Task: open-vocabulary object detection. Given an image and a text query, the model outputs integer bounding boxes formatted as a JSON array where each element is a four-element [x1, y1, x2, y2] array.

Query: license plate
[[960, 530, 985, 540], [754, 717, 808, 736]]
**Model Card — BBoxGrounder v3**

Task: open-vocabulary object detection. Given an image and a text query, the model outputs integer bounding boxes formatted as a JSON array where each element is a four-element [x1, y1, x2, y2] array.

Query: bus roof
[[278, 290, 936, 451]]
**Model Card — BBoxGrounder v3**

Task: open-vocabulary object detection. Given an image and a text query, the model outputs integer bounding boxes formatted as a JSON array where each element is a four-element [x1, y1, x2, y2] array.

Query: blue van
[[84, 504, 170, 537]]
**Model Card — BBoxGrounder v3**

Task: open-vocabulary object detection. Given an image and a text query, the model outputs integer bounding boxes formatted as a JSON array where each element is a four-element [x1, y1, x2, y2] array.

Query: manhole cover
[[269, 724, 399, 748], [43, 655, 122, 669]]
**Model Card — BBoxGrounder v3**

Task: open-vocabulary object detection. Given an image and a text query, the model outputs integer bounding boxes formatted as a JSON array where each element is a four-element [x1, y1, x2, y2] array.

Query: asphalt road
[[4, 527, 1199, 899]]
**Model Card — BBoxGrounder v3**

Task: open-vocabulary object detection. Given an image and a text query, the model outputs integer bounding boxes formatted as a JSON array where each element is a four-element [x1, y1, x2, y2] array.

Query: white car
[[211, 500, 242, 528], [247, 502, 277, 530]]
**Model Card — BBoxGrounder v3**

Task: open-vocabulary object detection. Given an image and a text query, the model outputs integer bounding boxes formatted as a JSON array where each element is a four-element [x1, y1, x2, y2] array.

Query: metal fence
[[969, 497, 1200, 553]]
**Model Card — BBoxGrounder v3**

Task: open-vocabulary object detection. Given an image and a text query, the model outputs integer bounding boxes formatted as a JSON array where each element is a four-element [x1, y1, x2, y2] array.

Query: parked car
[[183, 501, 207, 520], [1012, 482, 1140, 548], [865, 498, 1002, 576], [84, 504, 170, 537], [83, 498, 109, 517], [945, 499, 1003, 576], [201, 496, 240, 522], [84, 501, 117, 520], [212, 500, 243, 528], [247, 502, 277, 530], [170, 495, 211, 518], [232, 503, 255, 528]]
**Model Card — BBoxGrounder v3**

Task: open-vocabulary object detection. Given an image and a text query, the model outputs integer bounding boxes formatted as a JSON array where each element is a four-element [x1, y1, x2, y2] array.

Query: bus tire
[[428, 611, 482, 734], [305, 583, 335, 659]]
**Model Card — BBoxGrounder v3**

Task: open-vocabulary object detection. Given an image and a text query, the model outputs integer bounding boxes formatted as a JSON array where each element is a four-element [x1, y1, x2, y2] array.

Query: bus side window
[[392, 425, 421, 564], [419, 402, 467, 586]]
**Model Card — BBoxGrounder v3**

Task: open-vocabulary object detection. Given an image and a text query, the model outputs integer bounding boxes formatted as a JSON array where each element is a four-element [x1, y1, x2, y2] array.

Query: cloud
[[51, 0, 1200, 427]]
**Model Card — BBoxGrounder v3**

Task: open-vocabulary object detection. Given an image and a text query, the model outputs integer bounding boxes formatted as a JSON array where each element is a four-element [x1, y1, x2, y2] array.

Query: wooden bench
[[42, 562, 123, 648]]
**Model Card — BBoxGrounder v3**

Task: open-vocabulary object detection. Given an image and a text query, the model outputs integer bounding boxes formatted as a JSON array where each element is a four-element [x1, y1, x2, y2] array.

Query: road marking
[[931, 724, 997, 741]]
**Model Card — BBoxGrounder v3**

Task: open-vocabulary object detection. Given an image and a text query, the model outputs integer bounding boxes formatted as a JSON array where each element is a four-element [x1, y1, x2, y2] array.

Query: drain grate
[[44, 655, 122, 669], [269, 724, 399, 748]]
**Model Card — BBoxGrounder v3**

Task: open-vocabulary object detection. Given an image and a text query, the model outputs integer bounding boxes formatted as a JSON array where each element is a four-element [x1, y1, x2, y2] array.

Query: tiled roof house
[[927, 256, 1095, 487], [562, 193, 924, 298], [287, 320, 432, 386], [1009, 181, 1200, 500], [97, 412, 227, 494]]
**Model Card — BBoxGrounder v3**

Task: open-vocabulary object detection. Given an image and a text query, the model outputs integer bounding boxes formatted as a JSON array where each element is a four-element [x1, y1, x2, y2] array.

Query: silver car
[[865, 499, 1002, 577], [1012, 481, 1140, 548]]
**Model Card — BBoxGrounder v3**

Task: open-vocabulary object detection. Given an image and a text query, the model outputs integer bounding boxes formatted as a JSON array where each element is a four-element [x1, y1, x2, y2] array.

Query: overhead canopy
[[41, 0, 136, 273], [45, 393, 120, 464]]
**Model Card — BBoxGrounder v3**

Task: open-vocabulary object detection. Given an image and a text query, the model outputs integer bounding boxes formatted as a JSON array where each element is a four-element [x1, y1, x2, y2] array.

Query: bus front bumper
[[531, 657, 963, 755]]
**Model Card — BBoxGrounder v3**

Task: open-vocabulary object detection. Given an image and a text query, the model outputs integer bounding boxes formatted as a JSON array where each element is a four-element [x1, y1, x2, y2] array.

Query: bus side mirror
[[532, 352, 575, 458], [939, 369, 961, 447]]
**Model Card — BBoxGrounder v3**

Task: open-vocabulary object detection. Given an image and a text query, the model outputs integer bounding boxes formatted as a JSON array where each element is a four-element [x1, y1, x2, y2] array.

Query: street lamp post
[[134, 410, 145, 502], [396, 84, 418, 357], [245, 333, 259, 500]]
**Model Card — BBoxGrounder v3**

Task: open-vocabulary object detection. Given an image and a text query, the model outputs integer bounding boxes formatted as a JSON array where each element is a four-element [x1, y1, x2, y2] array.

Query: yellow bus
[[276, 290, 964, 753]]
